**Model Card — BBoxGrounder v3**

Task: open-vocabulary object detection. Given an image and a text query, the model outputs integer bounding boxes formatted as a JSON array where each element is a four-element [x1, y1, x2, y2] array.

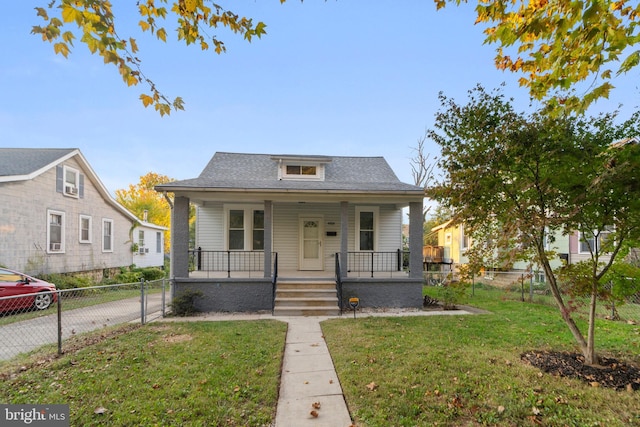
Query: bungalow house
[[156, 152, 426, 315], [0, 148, 166, 278]]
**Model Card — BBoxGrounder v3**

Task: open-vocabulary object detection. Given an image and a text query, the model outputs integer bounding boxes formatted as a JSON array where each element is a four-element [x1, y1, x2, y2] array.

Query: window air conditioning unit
[[145, 248, 150, 253], [65, 184, 78, 195], [51, 243, 61, 251], [139, 247, 146, 255]]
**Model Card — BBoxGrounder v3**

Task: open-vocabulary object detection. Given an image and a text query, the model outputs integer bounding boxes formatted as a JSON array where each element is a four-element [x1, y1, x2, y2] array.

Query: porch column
[[408, 201, 423, 279], [264, 200, 272, 278], [340, 201, 348, 278], [172, 196, 190, 278]]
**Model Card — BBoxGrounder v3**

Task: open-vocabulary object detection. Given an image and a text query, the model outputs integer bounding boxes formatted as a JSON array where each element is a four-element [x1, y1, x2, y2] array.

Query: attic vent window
[[286, 165, 317, 176], [280, 163, 324, 180]]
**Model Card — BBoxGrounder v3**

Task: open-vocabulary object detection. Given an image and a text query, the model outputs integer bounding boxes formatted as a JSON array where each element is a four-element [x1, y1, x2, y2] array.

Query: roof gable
[[160, 152, 421, 193]]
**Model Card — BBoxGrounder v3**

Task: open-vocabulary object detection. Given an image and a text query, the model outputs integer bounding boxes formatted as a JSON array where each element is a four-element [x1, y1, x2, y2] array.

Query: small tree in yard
[[426, 85, 640, 365]]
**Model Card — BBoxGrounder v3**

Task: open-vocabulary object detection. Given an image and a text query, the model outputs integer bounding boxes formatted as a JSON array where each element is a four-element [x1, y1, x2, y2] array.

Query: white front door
[[299, 217, 324, 270]]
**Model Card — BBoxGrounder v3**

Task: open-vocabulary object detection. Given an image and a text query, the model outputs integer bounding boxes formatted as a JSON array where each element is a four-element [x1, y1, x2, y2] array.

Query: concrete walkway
[[274, 316, 352, 427], [161, 307, 481, 427]]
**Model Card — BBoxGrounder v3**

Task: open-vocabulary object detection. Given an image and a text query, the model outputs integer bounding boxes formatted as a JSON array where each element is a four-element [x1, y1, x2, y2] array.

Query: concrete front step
[[276, 289, 337, 298], [276, 281, 336, 290], [274, 280, 340, 316], [274, 297, 338, 308], [273, 306, 341, 316]]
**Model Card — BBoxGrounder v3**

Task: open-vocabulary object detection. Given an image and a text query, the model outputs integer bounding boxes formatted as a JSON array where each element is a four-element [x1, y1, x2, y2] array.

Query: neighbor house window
[[460, 226, 470, 251], [47, 210, 65, 253], [355, 207, 378, 251], [156, 232, 162, 253], [579, 226, 614, 255], [79, 215, 92, 243], [63, 166, 80, 197], [139, 230, 145, 248], [102, 219, 114, 252]]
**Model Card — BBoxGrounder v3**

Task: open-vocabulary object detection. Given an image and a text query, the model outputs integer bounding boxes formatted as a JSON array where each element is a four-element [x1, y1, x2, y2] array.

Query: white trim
[[79, 214, 92, 244], [47, 209, 65, 253], [355, 206, 379, 251]]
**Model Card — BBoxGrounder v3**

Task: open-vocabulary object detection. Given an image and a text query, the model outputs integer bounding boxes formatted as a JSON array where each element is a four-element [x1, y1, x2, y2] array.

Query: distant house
[[0, 148, 165, 277], [156, 152, 426, 315]]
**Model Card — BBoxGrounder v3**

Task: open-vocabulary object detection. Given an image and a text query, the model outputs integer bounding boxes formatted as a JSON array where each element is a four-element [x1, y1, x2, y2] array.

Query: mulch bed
[[521, 350, 640, 391]]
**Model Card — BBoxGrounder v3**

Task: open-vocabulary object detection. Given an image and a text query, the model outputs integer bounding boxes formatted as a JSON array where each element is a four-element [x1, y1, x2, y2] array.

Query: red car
[[0, 268, 57, 312]]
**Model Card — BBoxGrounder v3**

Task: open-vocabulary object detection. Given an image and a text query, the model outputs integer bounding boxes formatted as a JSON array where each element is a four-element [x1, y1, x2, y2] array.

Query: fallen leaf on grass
[[366, 382, 378, 391], [94, 407, 107, 415], [497, 405, 505, 414]]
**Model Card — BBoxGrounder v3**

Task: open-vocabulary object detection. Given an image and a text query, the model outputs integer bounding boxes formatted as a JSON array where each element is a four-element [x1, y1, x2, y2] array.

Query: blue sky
[[2, 1, 638, 198]]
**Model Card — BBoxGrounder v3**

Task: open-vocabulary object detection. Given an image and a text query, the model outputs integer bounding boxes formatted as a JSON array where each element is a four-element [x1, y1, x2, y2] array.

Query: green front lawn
[[322, 287, 640, 426], [0, 320, 287, 426]]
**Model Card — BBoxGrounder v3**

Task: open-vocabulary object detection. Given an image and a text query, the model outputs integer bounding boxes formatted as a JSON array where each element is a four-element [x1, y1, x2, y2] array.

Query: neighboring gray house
[[156, 152, 426, 315], [0, 148, 165, 277]]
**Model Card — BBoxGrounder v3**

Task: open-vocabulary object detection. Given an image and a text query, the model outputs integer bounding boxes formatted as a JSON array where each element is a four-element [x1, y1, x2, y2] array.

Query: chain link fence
[[424, 269, 640, 323], [0, 279, 169, 362]]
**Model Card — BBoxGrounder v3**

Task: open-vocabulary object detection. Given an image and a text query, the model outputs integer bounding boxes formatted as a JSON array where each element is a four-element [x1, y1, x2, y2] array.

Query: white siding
[[196, 202, 225, 251]]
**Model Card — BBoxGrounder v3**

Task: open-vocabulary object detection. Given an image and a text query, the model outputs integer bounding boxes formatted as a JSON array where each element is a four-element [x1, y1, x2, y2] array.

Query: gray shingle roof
[[159, 152, 423, 192], [0, 148, 76, 177]]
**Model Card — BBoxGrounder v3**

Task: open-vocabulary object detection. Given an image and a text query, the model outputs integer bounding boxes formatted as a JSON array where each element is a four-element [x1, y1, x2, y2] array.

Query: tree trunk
[[543, 262, 589, 354], [585, 286, 599, 365]]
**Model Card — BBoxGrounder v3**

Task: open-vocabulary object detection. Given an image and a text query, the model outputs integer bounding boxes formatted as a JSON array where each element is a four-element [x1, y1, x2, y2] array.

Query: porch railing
[[346, 249, 409, 278], [335, 253, 343, 313], [272, 253, 278, 314], [189, 248, 271, 278]]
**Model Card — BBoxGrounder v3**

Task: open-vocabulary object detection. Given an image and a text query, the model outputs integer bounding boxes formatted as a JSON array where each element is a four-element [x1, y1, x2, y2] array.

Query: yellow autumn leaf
[[140, 94, 154, 107], [61, 6, 78, 23]]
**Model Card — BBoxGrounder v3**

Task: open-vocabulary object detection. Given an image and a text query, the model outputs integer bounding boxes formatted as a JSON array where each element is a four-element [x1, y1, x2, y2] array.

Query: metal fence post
[[140, 278, 146, 325], [162, 277, 166, 318], [57, 290, 62, 355]]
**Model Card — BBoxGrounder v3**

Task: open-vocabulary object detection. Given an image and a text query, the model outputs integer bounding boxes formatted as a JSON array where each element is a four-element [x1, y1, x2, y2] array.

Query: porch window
[[226, 206, 265, 251], [356, 207, 378, 251], [229, 210, 245, 250], [253, 210, 264, 250], [47, 210, 65, 253]]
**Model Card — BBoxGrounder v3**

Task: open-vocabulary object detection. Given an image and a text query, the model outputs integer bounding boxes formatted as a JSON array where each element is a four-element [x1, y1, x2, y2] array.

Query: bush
[[170, 290, 203, 317], [40, 273, 94, 290], [139, 267, 165, 281]]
